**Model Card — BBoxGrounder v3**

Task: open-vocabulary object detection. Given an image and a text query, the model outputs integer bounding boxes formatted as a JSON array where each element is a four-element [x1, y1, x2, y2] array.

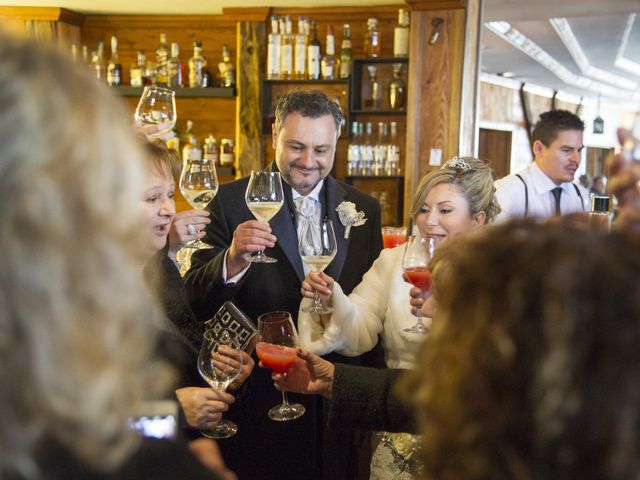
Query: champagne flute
[[402, 235, 435, 334], [245, 171, 284, 263], [256, 311, 305, 422], [197, 329, 244, 439], [179, 157, 218, 249], [134, 86, 176, 135], [300, 218, 337, 314]]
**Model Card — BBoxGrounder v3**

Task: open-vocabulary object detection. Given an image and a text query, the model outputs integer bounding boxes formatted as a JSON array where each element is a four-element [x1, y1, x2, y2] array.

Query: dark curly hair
[[399, 219, 640, 480]]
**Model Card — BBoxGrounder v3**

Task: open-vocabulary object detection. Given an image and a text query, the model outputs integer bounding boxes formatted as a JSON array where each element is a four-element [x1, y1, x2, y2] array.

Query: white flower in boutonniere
[[336, 201, 367, 239]]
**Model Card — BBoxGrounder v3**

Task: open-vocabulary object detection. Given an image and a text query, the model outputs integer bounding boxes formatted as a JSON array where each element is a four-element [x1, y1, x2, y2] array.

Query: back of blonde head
[[0, 33, 171, 476]]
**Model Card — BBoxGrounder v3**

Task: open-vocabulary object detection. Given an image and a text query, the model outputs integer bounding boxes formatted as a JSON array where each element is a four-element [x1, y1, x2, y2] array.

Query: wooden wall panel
[[404, 8, 466, 220]]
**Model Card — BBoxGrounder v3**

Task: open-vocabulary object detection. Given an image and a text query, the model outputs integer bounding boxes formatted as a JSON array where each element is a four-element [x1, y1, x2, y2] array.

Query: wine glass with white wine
[[300, 218, 337, 314], [179, 157, 218, 249], [245, 171, 284, 263]]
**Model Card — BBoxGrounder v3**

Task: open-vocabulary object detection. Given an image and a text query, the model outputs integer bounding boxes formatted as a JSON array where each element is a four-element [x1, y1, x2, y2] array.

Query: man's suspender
[[515, 174, 585, 217], [515, 174, 528, 217]]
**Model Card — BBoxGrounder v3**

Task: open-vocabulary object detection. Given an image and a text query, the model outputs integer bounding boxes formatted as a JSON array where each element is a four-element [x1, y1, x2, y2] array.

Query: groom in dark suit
[[185, 90, 383, 480]]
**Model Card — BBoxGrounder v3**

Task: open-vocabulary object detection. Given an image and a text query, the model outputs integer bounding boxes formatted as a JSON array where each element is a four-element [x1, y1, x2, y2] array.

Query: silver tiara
[[444, 156, 472, 171]]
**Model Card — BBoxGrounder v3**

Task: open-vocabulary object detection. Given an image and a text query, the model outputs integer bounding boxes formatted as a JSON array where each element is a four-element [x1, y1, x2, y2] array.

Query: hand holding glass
[[197, 329, 243, 438], [300, 218, 337, 314], [245, 171, 284, 263], [402, 235, 435, 334], [256, 311, 305, 421], [134, 86, 176, 135]]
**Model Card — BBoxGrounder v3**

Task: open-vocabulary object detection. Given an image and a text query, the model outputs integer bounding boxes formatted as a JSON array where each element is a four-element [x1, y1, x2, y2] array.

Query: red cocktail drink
[[404, 266, 432, 290], [256, 342, 297, 374]]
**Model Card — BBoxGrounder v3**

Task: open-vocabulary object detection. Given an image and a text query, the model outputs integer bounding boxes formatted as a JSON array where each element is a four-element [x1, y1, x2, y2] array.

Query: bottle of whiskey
[[321, 24, 336, 80], [217, 44, 236, 87], [307, 20, 321, 80], [267, 16, 281, 80], [389, 63, 406, 110], [167, 42, 184, 88], [92, 40, 106, 81], [339, 24, 352, 79], [144, 56, 157, 86], [393, 9, 410, 57], [294, 16, 308, 79], [365, 18, 381, 57], [130, 51, 145, 87], [203, 134, 220, 166], [155, 33, 170, 86], [364, 65, 381, 110], [277, 16, 292, 80], [188, 41, 207, 88], [106, 35, 122, 86]]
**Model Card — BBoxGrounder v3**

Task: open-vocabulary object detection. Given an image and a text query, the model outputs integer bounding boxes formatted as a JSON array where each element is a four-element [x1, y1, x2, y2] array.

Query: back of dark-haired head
[[274, 90, 345, 134], [531, 109, 585, 147]]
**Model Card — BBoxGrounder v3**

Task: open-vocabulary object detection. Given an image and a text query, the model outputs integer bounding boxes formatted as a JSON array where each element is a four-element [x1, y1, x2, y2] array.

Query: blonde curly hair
[[0, 33, 173, 475]]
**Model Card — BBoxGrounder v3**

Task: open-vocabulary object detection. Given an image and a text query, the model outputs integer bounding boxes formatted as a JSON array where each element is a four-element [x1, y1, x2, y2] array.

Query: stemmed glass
[[197, 329, 244, 439], [256, 311, 305, 421], [245, 171, 284, 263], [300, 218, 337, 314], [179, 157, 218, 249], [134, 86, 176, 135], [402, 235, 435, 334]]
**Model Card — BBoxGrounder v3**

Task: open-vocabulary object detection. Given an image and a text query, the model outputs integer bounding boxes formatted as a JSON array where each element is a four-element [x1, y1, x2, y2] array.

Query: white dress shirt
[[494, 162, 589, 223]]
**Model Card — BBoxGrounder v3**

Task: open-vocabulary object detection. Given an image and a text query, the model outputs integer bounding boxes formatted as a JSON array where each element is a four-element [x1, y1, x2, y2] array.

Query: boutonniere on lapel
[[336, 201, 367, 239]]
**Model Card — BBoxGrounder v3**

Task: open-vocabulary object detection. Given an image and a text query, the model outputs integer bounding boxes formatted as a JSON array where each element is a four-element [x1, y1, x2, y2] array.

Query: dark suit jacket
[[330, 364, 415, 434], [184, 173, 382, 480]]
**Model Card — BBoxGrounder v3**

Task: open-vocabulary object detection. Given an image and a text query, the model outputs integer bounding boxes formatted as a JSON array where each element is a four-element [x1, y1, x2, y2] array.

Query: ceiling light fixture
[[549, 17, 638, 90], [485, 21, 640, 102]]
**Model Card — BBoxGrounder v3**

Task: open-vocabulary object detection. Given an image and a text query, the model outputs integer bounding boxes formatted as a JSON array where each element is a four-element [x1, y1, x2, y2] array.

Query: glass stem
[[314, 288, 322, 309], [281, 373, 290, 406]]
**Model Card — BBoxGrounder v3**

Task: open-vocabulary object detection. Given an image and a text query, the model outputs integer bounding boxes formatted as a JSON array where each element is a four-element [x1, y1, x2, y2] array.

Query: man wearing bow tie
[[185, 90, 382, 480]]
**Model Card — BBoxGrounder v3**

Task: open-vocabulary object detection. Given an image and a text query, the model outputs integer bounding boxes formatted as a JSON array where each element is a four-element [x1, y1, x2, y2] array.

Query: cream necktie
[[295, 196, 321, 273]]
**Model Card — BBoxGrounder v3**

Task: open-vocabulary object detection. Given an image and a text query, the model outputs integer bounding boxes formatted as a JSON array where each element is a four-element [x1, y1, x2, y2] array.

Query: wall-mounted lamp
[[429, 18, 444, 45]]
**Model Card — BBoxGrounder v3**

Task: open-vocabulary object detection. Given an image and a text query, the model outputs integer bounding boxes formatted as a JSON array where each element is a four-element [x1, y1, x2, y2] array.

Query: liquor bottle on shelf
[[279, 16, 294, 80], [144, 56, 157, 86], [81, 45, 89, 66], [203, 134, 220, 166], [107, 35, 122, 86], [294, 16, 308, 79], [339, 24, 352, 79], [393, 9, 410, 58], [307, 20, 321, 80], [363, 65, 382, 110], [362, 122, 374, 176], [188, 40, 207, 88], [347, 121, 361, 176], [92, 40, 106, 82], [389, 63, 406, 110], [321, 24, 337, 80], [374, 122, 388, 176], [220, 139, 234, 167], [365, 18, 381, 58], [183, 134, 203, 166], [167, 42, 184, 88], [155, 33, 170, 86], [130, 51, 145, 87], [166, 125, 180, 154], [267, 16, 281, 80], [386, 121, 401, 175], [180, 120, 196, 163], [217, 44, 236, 87]]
